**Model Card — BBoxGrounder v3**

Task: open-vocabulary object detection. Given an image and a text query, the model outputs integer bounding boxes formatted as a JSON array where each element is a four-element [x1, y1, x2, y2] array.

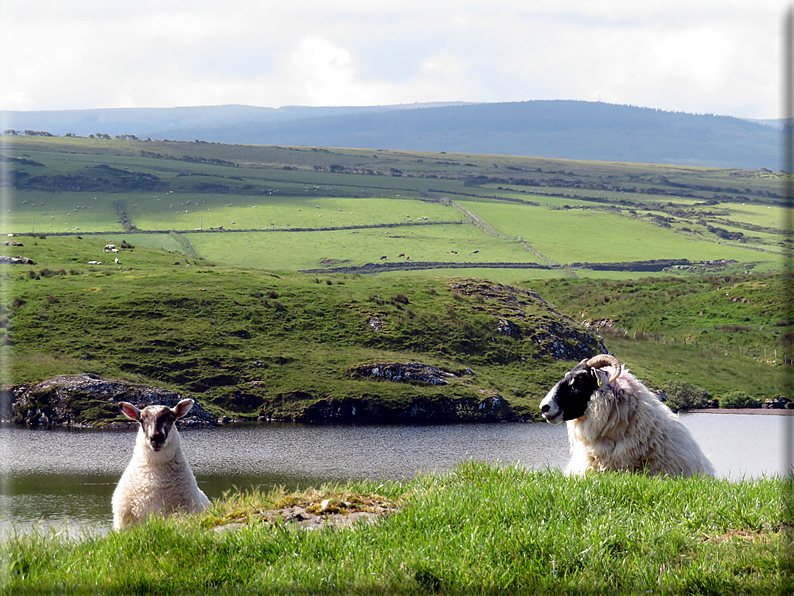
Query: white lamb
[[539, 354, 714, 477], [112, 399, 210, 529]]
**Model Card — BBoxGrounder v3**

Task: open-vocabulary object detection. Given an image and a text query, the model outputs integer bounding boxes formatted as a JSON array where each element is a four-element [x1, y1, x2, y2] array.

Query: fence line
[[448, 200, 562, 268], [448, 201, 506, 238]]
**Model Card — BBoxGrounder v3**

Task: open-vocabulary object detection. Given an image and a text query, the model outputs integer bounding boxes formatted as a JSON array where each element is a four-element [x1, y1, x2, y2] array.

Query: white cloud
[[421, 52, 465, 77], [0, 0, 788, 118], [286, 37, 357, 104]]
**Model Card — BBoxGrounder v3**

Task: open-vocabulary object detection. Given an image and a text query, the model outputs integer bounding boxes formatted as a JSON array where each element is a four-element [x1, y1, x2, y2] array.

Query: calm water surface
[[0, 413, 788, 536]]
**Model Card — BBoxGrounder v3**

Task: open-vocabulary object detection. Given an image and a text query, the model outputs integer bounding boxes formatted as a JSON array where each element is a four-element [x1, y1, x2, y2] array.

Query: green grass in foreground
[[2, 462, 788, 595]]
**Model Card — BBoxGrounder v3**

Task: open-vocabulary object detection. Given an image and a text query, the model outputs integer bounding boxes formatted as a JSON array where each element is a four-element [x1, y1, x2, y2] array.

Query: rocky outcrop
[[298, 393, 516, 424], [9, 373, 215, 428], [496, 318, 521, 337], [449, 279, 549, 309], [530, 320, 597, 361], [449, 279, 601, 361], [348, 362, 457, 385], [762, 396, 792, 409], [331, 361, 518, 423], [0, 255, 35, 265]]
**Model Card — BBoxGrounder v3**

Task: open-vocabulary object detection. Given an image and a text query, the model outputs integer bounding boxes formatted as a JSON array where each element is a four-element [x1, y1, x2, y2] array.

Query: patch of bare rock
[[213, 498, 397, 533]]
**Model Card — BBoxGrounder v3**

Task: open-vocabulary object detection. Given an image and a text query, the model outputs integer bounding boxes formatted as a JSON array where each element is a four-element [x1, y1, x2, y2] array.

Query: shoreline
[[688, 408, 794, 416]]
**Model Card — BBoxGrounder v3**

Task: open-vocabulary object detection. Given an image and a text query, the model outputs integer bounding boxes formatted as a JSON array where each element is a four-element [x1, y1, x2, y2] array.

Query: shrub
[[719, 391, 760, 409], [664, 380, 709, 412]]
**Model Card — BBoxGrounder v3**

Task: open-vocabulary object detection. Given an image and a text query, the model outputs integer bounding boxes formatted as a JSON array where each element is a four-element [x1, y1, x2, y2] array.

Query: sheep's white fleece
[[566, 365, 714, 476], [112, 424, 209, 529]]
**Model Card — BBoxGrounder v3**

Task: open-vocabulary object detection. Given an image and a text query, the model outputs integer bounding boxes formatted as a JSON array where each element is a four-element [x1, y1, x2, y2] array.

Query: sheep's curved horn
[[587, 354, 621, 382]]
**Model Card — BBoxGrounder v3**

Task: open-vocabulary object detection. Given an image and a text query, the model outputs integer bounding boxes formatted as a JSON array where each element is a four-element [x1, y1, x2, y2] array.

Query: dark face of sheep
[[119, 399, 195, 452], [539, 355, 622, 425], [539, 361, 601, 425]]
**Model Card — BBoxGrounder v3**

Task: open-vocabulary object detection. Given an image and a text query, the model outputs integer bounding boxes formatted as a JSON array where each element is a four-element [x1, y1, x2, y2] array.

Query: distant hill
[[0, 102, 471, 138], [2, 100, 781, 170]]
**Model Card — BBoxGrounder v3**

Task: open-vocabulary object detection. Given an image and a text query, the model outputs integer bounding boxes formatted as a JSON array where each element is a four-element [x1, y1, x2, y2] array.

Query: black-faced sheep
[[539, 354, 714, 477], [112, 399, 210, 529]]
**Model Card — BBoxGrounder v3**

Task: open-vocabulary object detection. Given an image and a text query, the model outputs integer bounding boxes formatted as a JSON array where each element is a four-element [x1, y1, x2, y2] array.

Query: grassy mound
[[2, 462, 786, 594]]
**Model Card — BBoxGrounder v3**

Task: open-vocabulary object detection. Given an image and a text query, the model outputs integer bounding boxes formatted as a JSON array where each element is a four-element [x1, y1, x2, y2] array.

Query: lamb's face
[[539, 362, 600, 425], [119, 399, 194, 452], [139, 406, 177, 452]]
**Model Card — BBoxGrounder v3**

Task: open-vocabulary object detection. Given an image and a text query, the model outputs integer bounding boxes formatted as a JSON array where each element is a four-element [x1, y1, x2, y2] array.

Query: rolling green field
[[182, 225, 542, 272], [1, 136, 791, 419], [2, 136, 789, 281], [457, 200, 771, 266], [116, 196, 456, 233]]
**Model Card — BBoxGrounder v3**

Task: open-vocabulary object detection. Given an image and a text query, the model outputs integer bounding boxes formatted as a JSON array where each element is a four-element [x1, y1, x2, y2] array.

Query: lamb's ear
[[173, 399, 195, 420], [119, 402, 141, 421]]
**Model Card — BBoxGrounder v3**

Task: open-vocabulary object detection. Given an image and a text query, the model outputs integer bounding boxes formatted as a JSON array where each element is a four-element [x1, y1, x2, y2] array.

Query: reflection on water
[[0, 413, 787, 536]]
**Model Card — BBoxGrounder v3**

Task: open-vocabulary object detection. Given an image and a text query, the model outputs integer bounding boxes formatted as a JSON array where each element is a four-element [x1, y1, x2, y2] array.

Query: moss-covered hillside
[[2, 236, 601, 423], [3, 235, 788, 424]]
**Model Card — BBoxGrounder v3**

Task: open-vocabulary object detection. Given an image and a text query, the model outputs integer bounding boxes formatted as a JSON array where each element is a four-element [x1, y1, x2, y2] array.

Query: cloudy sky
[[0, 0, 789, 119]]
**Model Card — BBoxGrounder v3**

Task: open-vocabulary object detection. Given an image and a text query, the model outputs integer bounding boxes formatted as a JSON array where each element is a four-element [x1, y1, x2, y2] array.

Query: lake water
[[0, 413, 789, 537]]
